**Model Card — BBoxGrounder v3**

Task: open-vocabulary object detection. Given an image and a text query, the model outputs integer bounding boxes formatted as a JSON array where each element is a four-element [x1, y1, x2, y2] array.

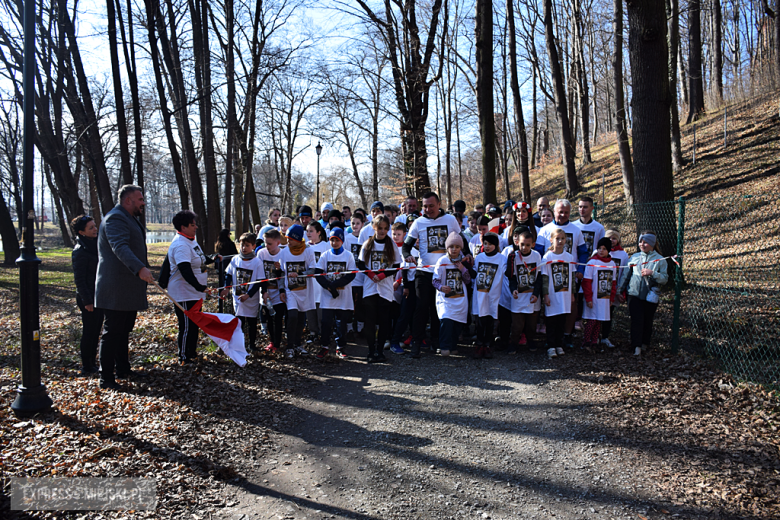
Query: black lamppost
[[315, 142, 322, 211], [12, 0, 53, 417]]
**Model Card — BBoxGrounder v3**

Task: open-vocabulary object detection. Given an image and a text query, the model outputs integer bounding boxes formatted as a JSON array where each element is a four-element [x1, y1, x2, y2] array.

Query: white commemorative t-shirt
[[433, 255, 469, 323], [226, 255, 264, 318], [308, 240, 330, 303], [317, 248, 356, 311], [574, 219, 605, 258], [343, 232, 364, 288], [358, 224, 375, 244], [506, 249, 543, 314], [472, 252, 506, 318], [499, 245, 516, 311], [610, 249, 630, 302], [280, 246, 317, 312], [359, 240, 400, 302], [407, 213, 461, 274], [167, 234, 208, 302], [257, 247, 283, 306], [542, 250, 575, 317], [468, 233, 508, 258], [536, 221, 585, 257], [582, 256, 616, 321]]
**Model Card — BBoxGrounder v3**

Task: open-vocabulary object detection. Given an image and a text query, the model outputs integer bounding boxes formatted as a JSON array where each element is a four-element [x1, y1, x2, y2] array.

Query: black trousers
[[77, 296, 103, 370], [261, 302, 286, 348], [287, 309, 304, 348], [601, 305, 616, 339], [477, 315, 495, 346], [321, 308, 352, 348], [98, 309, 136, 381], [241, 316, 258, 352], [546, 313, 567, 350], [364, 294, 391, 356], [497, 305, 512, 347], [174, 300, 201, 361], [412, 272, 439, 346], [628, 297, 659, 348], [352, 286, 365, 326]]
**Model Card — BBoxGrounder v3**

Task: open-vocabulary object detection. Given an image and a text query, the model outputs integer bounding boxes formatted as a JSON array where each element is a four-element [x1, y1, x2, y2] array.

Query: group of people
[[71, 186, 670, 391]]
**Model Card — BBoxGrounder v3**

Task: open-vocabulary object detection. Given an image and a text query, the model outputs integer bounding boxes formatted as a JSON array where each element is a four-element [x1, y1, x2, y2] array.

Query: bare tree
[[613, 0, 634, 206], [507, 0, 530, 202]]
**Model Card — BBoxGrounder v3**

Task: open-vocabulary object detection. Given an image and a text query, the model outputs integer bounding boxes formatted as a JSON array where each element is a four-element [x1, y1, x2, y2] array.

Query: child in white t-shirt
[[314, 227, 356, 360], [432, 232, 474, 356], [280, 224, 317, 359], [257, 229, 286, 353], [542, 228, 575, 359], [581, 237, 617, 351], [471, 233, 505, 359], [600, 229, 629, 348], [506, 230, 543, 354], [306, 222, 329, 344], [220, 232, 264, 353], [390, 222, 418, 354], [343, 212, 366, 336]]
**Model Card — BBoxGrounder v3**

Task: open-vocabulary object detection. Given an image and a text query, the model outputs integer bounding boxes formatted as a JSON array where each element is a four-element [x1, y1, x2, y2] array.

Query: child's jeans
[[439, 318, 463, 353]]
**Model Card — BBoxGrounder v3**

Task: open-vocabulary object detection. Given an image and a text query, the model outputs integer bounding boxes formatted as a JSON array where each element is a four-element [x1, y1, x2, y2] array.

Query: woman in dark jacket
[[71, 215, 103, 375]]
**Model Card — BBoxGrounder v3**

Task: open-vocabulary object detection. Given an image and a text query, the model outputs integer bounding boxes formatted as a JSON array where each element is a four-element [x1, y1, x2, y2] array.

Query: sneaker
[[472, 339, 483, 347], [384, 340, 391, 350], [472, 346, 484, 360], [518, 334, 527, 346], [403, 336, 413, 346], [483, 347, 494, 359], [295, 345, 309, 356], [357, 322, 364, 333], [556, 347, 565, 356], [507, 345, 517, 355], [601, 338, 615, 348], [440, 349, 450, 357], [336, 348, 348, 359], [547, 348, 557, 359], [390, 343, 405, 355], [260, 324, 269, 336], [285, 349, 295, 359], [574, 320, 582, 331], [564, 337, 574, 349], [99, 380, 122, 390], [634, 347, 642, 356], [264, 343, 278, 353], [376, 354, 388, 363], [450, 349, 458, 355], [316, 348, 329, 360], [366, 354, 376, 363], [538, 324, 546, 334]]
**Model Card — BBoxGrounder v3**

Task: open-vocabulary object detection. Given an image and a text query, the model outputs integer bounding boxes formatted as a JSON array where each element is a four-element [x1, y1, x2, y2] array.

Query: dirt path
[[218, 347, 681, 520]]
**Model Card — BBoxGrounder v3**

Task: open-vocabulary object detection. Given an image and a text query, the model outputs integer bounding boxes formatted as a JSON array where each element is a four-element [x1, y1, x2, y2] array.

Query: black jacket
[[72, 235, 99, 305]]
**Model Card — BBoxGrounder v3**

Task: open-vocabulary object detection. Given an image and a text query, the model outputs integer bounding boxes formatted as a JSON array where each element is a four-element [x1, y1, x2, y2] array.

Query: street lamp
[[12, 0, 52, 417], [315, 141, 322, 211]]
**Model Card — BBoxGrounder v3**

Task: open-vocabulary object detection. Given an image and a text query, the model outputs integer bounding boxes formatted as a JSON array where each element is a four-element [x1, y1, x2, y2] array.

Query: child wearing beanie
[[279, 224, 317, 359], [432, 232, 475, 356], [581, 237, 617, 351], [471, 232, 506, 359]]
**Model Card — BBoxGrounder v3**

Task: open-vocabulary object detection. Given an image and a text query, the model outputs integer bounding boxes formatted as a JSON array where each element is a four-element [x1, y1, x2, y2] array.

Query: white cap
[[321, 202, 334, 212]]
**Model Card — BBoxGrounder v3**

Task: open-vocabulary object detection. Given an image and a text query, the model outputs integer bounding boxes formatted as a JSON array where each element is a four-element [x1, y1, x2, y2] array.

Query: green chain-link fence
[[596, 195, 780, 389]]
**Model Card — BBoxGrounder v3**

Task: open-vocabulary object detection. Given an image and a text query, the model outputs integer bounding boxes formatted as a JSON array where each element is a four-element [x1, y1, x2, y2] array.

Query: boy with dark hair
[[220, 233, 264, 353]]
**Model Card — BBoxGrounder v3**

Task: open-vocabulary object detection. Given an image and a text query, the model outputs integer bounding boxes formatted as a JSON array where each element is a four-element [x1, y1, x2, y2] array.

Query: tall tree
[[667, 0, 685, 171], [543, 0, 580, 196], [476, 0, 496, 204], [573, 0, 592, 164], [116, 0, 145, 191], [613, 0, 634, 206], [713, 0, 723, 102], [105, 0, 132, 185], [626, 0, 675, 251], [686, 0, 706, 122], [507, 0, 530, 202], [355, 0, 447, 197]]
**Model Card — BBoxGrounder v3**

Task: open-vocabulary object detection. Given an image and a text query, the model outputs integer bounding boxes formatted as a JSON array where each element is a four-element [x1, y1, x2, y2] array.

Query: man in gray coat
[[95, 185, 155, 389]]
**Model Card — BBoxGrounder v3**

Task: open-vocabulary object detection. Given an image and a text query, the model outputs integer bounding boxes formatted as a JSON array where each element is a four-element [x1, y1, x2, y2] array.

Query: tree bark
[[626, 0, 675, 251], [667, 0, 685, 171], [0, 187, 20, 264], [543, 0, 579, 197], [573, 0, 592, 164], [713, 0, 723, 103], [614, 0, 634, 207], [476, 0, 497, 204], [686, 0, 705, 122], [507, 0, 530, 202], [116, 0, 144, 191], [106, 0, 132, 186]]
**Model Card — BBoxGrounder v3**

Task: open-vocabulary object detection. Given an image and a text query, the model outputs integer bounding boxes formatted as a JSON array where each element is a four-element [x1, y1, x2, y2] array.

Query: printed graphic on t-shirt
[[350, 243, 361, 262], [564, 233, 573, 254], [263, 260, 278, 289], [370, 251, 389, 272], [597, 270, 613, 299], [426, 225, 449, 254], [516, 262, 537, 293], [476, 263, 498, 293], [314, 250, 323, 262], [191, 243, 207, 268], [613, 258, 621, 268], [582, 231, 595, 255], [445, 268, 464, 297], [326, 261, 347, 284], [551, 262, 570, 292], [234, 267, 253, 296], [286, 261, 307, 291]]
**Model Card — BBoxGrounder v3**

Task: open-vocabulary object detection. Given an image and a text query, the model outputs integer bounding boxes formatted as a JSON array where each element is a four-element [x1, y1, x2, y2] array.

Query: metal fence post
[[671, 196, 685, 354]]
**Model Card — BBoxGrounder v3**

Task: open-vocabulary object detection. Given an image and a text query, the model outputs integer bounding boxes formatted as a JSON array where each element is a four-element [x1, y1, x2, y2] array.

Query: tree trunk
[[224, 0, 235, 230], [686, 0, 706, 122], [116, 0, 143, 191], [531, 65, 538, 168], [0, 188, 20, 264], [543, 0, 579, 197], [626, 0, 675, 251], [614, 0, 634, 207], [713, 0, 723, 103], [667, 0, 685, 171], [574, 0, 592, 164], [507, 0, 530, 202], [106, 0, 132, 186], [476, 0, 497, 204]]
